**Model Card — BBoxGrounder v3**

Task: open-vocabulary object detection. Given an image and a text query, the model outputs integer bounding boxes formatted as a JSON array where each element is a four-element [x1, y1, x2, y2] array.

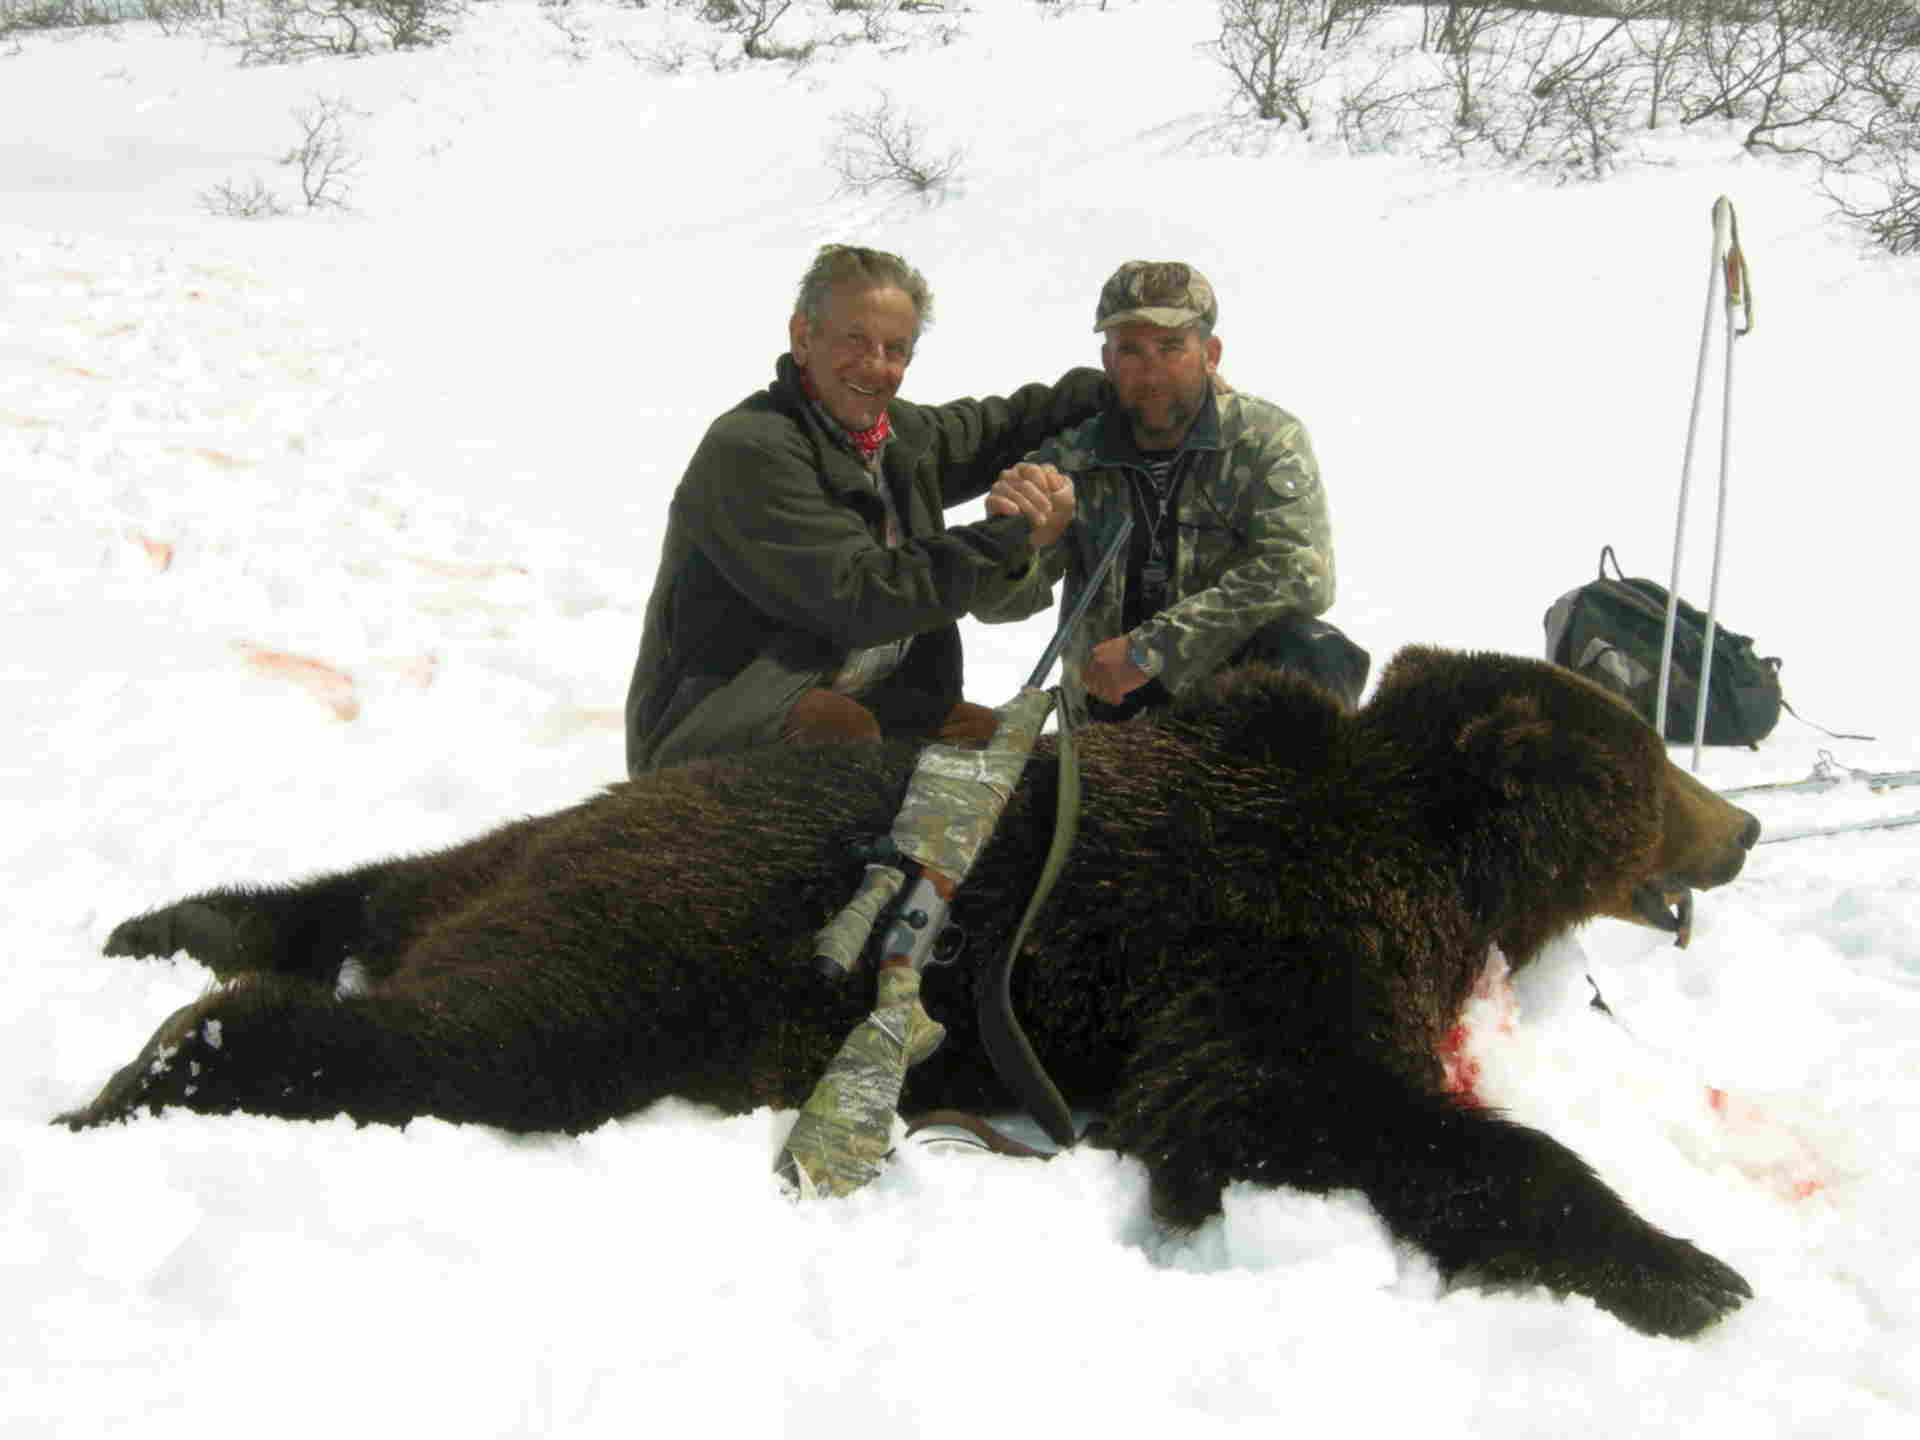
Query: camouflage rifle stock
[[778, 519, 1133, 1197]]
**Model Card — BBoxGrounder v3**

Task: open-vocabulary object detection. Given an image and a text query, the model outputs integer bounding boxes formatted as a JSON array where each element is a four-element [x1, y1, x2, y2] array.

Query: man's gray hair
[[794, 244, 935, 337]]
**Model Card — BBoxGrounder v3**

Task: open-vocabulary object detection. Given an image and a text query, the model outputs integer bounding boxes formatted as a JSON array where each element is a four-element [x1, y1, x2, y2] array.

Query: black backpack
[[1544, 546, 1783, 748]]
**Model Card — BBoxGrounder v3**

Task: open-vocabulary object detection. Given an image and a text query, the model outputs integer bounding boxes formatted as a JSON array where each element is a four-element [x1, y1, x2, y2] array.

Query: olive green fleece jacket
[[625, 355, 1109, 774]]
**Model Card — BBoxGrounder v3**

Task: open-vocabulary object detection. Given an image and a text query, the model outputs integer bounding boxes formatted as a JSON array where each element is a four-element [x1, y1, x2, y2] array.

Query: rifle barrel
[[1024, 517, 1134, 691]]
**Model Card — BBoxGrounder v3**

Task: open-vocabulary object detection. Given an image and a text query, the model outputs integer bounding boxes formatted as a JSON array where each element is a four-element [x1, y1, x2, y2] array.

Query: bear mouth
[[1631, 882, 1695, 947]]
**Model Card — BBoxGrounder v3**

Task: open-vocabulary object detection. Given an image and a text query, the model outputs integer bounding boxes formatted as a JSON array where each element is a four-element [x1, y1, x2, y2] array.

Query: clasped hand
[[986, 462, 1076, 549]]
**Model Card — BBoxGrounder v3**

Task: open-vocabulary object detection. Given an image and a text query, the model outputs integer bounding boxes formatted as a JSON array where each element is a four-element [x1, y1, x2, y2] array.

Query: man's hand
[[1084, 635, 1149, 706], [986, 463, 1076, 548]]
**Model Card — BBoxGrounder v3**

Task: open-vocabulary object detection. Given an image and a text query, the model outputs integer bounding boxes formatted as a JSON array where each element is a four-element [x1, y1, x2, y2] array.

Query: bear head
[[1363, 646, 1760, 964]]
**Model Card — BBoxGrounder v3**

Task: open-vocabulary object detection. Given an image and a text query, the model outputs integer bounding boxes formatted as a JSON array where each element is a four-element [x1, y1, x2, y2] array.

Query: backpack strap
[[1780, 692, 1876, 743]]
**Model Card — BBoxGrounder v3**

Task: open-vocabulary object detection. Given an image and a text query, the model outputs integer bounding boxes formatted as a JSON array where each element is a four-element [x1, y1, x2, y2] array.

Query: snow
[[3, 3, 1917, 1435]]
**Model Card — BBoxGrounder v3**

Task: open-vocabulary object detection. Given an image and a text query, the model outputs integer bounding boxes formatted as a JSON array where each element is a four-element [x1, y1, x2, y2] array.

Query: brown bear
[[60, 646, 1760, 1339]]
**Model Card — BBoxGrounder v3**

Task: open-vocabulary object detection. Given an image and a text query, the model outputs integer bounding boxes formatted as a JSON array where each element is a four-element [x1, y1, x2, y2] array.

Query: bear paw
[[104, 901, 262, 970], [1461, 1226, 1752, 1339], [1585, 1228, 1753, 1339], [53, 1002, 216, 1129]]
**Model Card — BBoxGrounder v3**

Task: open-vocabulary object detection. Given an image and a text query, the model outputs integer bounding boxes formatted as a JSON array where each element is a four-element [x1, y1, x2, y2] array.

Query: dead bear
[[61, 646, 1760, 1339]]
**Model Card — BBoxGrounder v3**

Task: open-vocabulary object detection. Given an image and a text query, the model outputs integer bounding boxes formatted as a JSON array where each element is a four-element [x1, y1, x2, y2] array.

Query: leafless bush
[[1824, 128, 1918, 251], [542, 0, 593, 60], [362, 0, 454, 48], [225, 0, 460, 65], [1212, 0, 1385, 128], [230, 0, 371, 60], [697, 0, 811, 59], [199, 175, 288, 219], [828, 0, 901, 45], [281, 95, 360, 209], [141, 0, 233, 34], [826, 90, 965, 202], [0, 0, 122, 31], [1335, 40, 1446, 146], [1294, 0, 1920, 222]]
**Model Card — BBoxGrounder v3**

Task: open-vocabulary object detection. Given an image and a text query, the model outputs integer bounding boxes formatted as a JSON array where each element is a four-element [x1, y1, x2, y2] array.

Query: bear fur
[[62, 646, 1761, 1338]]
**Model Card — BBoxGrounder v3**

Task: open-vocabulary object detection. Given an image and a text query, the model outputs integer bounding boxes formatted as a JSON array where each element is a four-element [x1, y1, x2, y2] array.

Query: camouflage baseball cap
[[1093, 261, 1218, 333]]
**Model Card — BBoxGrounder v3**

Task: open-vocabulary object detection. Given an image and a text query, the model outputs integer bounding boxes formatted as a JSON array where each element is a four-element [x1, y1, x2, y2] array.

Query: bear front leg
[[1359, 1096, 1753, 1339], [1103, 973, 1750, 1339]]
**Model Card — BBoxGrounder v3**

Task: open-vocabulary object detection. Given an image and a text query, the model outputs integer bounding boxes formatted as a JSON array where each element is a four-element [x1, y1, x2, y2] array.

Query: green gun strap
[[975, 686, 1081, 1150]]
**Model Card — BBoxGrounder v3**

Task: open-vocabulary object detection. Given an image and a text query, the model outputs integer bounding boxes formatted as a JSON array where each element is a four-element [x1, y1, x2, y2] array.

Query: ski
[[1718, 753, 1920, 844], [1757, 809, 1920, 845], [1718, 757, 1920, 800]]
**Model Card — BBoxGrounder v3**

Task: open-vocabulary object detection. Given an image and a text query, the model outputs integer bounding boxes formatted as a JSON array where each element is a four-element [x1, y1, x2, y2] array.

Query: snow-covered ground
[[4, 4, 1916, 1435]]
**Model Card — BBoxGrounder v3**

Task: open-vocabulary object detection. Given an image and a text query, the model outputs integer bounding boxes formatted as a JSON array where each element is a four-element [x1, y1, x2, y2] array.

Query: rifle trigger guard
[[928, 921, 967, 967]]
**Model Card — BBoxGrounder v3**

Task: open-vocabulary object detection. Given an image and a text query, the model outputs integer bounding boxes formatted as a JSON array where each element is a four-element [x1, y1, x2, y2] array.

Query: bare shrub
[[1335, 41, 1447, 148], [829, 0, 900, 46], [1, 0, 125, 33], [1211, 0, 1384, 128], [1297, 0, 1920, 218], [360, 0, 455, 49], [281, 94, 360, 210], [199, 175, 288, 219], [698, 0, 811, 60], [225, 0, 461, 65], [142, 0, 234, 35], [1825, 134, 1919, 252], [826, 90, 965, 202]]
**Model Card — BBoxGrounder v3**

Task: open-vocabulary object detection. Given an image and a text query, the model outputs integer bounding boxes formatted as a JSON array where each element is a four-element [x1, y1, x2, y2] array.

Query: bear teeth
[[1631, 882, 1694, 947]]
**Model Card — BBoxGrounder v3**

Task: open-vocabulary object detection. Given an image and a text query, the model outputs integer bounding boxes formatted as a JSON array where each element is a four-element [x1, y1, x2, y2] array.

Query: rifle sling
[[974, 686, 1081, 1150]]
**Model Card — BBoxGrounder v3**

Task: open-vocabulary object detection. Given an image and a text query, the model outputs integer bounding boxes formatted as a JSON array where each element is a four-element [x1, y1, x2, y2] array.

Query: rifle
[[777, 518, 1132, 1197]]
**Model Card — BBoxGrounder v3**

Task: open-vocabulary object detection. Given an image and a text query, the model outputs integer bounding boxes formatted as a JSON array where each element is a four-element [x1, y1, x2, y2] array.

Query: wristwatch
[[1126, 633, 1153, 675]]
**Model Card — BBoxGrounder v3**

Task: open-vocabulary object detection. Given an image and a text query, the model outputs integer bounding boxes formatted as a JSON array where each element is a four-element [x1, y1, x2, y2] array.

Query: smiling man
[[979, 260, 1370, 718], [624, 244, 1102, 775]]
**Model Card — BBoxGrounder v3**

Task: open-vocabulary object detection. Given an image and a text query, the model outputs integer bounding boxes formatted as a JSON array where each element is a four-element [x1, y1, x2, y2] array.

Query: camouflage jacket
[[974, 386, 1335, 697]]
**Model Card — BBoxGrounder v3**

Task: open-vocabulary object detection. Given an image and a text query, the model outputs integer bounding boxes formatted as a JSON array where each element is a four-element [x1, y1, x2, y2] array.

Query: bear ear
[[1454, 693, 1555, 793], [1370, 644, 1445, 702]]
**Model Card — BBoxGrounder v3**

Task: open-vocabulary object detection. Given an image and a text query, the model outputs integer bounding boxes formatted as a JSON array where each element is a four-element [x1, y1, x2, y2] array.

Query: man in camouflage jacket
[[625, 245, 1102, 775], [979, 261, 1368, 717]]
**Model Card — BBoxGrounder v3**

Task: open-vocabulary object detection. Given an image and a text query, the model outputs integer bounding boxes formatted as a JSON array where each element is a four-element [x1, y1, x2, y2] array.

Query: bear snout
[[1659, 766, 1761, 892]]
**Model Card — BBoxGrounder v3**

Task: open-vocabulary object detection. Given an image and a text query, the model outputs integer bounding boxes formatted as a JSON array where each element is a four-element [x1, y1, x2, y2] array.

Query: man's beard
[[1123, 386, 1201, 447]]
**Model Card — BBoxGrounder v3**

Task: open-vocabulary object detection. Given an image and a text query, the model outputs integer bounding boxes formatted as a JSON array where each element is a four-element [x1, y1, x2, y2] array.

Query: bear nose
[[1738, 810, 1761, 850]]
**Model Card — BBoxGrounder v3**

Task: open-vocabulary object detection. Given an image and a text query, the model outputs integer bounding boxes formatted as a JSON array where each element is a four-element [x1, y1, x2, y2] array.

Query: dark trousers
[[1088, 616, 1372, 723]]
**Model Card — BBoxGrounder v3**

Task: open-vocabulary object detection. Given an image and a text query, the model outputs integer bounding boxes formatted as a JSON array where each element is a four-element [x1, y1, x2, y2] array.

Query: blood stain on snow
[[130, 532, 173, 571], [406, 555, 530, 582], [397, 653, 438, 691], [236, 642, 360, 722], [1705, 1084, 1829, 1203]]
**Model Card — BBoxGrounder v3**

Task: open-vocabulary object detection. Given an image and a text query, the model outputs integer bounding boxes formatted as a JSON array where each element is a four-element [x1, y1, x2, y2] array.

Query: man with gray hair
[[979, 260, 1368, 717], [624, 244, 1102, 774]]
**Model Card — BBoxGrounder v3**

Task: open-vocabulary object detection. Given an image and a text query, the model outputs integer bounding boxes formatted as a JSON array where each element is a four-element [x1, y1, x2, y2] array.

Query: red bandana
[[798, 368, 891, 462]]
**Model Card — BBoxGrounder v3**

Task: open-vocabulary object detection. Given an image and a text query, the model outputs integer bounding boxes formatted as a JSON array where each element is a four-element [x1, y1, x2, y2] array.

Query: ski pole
[[1689, 197, 1753, 771], [1655, 196, 1753, 771]]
